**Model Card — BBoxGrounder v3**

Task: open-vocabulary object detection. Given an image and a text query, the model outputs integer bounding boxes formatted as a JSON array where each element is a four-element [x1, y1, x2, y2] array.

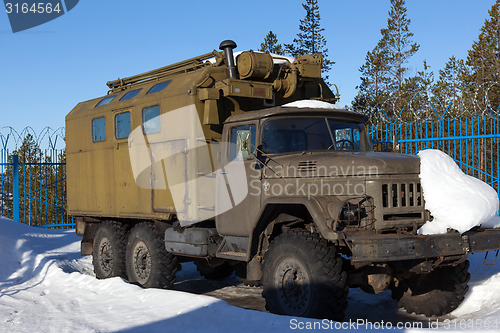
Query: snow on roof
[[207, 51, 295, 65], [283, 99, 344, 110], [418, 149, 500, 234], [265, 52, 295, 65]]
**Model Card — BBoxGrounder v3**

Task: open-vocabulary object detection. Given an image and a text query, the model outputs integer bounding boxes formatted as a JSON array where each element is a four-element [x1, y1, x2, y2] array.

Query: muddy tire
[[262, 230, 348, 320], [126, 223, 177, 289], [92, 221, 128, 279], [195, 260, 234, 280], [392, 260, 470, 316]]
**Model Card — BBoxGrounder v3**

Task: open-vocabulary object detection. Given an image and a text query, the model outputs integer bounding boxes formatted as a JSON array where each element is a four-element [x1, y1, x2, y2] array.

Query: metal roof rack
[[106, 50, 223, 91]]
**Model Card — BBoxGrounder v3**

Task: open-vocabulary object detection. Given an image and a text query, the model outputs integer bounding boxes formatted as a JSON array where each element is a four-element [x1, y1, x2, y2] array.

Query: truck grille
[[382, 182, 422, 208]]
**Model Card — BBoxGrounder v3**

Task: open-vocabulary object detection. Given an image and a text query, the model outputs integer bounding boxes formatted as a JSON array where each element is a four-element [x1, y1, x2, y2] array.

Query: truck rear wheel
[[92, 221, 128, 279], [126, 223, 177, 289], [392, 260, 470, 316], [262, 230, 348, 321], [194, 260, 234, 280]]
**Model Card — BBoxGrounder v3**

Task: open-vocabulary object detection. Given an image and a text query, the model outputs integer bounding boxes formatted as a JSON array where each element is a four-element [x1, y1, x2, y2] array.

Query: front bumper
[[348, 228, 500, 263]]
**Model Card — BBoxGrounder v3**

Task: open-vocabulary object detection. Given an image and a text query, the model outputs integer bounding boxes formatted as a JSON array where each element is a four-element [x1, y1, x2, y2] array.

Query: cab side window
[[92, 117, 106, 142], [230, 125, 256, 160]]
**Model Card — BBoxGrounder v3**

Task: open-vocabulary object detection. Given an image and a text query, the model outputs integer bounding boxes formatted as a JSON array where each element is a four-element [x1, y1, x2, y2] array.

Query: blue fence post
[[13, 154, 19, 222]]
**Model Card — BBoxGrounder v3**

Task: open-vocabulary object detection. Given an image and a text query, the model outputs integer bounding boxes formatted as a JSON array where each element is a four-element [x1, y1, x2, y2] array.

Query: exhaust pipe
[[219, 40, 238, 79]]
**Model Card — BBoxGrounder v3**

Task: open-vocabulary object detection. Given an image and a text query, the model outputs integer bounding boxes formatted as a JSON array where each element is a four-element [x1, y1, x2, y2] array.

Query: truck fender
[[248, 196, 341, 258]]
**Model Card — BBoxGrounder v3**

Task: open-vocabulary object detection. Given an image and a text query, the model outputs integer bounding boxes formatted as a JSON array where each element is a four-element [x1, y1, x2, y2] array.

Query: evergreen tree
[[431, 56, 469, 118], [259, 31, 284, 55], [14, 133, 41, 164], [414, 60, 434, 118], [12, 134, 43, 225], [352, 41, 390, 122], [457, 64, 476, 115], [401, 60, 434, 121], [54, 149, 68, 224], [285, 0, 333, 82], [352, 0, 419, 119], [379, 0, 420, 113], [0, 166, 12, 214], [466, 0, 500, 114]]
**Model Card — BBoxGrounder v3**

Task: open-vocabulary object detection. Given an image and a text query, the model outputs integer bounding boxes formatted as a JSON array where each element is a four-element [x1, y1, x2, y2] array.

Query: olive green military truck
[[67, 40, 500, 321]]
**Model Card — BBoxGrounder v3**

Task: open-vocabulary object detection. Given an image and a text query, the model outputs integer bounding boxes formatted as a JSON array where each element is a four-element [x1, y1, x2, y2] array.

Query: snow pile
[[283, 99, 344, 110], [418, 149, 500, 234]]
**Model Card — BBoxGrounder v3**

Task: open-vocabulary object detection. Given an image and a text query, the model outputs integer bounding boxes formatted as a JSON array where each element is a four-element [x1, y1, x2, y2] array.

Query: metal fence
[[0, 127, 73, 228], [369, 112, 500, 197]]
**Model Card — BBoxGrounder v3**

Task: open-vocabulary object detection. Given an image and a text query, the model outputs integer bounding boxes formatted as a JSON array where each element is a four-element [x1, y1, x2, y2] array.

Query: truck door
[[113, 109, 142, 215], [149, 139, 188, 214], [215, 123, 262, 236]]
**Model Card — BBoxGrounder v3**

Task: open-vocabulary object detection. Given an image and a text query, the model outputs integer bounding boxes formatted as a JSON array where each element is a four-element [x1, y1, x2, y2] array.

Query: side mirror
[[236, 129, 252, 159]]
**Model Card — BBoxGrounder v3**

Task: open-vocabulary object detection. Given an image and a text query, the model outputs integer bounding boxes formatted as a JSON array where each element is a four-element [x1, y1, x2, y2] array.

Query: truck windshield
[[261, 117, 372, 154]]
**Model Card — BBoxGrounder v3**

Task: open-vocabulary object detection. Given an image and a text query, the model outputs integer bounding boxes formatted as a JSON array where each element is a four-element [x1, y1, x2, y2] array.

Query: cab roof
[[224, 105, 369, 124]]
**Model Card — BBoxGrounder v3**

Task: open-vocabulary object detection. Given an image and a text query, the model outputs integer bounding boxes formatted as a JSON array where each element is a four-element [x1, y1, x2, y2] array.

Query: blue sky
[[0, 0, 495, 133]]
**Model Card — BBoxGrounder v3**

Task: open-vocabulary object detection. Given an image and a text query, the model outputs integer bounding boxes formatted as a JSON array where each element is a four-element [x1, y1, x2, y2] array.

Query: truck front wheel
[[262, 230, 348, 321], [126, 223, 177, 289], [392, 260, 470, 316], [92, 221, 128, 279]]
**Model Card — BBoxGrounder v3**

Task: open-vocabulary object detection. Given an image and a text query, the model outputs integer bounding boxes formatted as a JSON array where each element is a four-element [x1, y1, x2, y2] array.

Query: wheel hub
[[132, 241, 152, 284], [275, 258, 310, 315], [98, 237, 113, 274]]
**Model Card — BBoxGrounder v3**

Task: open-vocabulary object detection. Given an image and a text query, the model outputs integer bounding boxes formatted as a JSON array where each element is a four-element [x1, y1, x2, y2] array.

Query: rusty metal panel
[[466, 229, 500, 253], [350, 233, 468, 262]]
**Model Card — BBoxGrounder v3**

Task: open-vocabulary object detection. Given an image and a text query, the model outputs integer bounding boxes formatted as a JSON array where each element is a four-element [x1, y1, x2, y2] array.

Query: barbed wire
[[349, 80, 500, 124], [0, 126, 66, 152]]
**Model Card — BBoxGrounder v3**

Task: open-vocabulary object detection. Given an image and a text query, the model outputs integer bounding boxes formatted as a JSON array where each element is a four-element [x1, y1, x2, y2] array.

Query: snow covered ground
[[2, 217, 500, 333]]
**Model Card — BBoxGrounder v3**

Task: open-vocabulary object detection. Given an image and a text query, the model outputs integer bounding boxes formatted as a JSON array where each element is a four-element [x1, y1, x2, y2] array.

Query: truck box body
[[66, 49, 333, 225]]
